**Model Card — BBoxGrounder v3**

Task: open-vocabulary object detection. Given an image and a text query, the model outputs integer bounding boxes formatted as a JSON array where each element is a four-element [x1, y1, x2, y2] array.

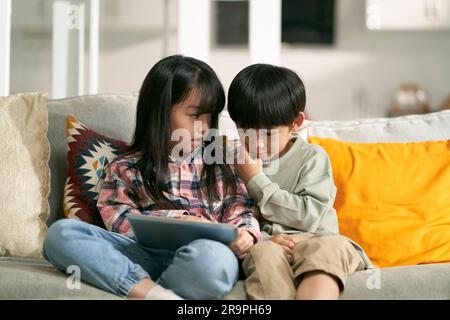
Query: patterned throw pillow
[[64, 116, 129, 228]]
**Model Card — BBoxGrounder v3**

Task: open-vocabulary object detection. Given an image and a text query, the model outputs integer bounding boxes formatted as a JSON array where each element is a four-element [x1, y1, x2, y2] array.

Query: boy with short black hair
[[227, 64, 372, 300]]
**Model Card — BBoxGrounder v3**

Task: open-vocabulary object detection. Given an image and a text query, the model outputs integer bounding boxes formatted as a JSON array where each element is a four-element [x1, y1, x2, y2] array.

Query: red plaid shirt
[[97, 147, 262, 243]]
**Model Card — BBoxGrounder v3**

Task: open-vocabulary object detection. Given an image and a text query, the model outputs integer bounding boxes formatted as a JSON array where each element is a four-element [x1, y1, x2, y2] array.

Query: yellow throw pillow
[[309, 137, 450, 268]]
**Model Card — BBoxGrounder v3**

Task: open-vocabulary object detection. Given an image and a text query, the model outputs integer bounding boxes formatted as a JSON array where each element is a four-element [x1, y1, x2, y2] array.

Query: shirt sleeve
[[97, 161, 187, 237], [246, 149, 337, 234], [261, 231, 272, 241], [220, 176, 263, 243]]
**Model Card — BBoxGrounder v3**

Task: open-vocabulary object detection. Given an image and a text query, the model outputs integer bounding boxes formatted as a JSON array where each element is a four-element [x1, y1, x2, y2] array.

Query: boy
[[227, 64, 372, 300]]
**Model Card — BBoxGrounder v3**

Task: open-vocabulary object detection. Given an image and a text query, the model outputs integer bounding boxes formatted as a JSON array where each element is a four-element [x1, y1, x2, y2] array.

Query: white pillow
[[0, 93, 50, 258], [220, 110, 450, 143], [304, 110, 450, 142]]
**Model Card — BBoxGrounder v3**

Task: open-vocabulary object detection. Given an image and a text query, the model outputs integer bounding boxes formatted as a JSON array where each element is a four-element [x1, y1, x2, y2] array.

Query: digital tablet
[[128, 215, 238, 250]]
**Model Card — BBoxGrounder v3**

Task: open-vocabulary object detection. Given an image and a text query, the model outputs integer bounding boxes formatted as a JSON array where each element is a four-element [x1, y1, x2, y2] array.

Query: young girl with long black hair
[[43, 55, 262, 300]]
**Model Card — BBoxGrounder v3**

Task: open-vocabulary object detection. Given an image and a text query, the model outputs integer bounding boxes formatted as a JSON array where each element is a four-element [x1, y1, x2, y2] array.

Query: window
[[215, 0, 335, 46]]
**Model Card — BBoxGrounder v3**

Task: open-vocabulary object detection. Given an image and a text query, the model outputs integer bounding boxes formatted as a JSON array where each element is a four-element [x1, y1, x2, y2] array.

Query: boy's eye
[[190, 114, 200, 119]]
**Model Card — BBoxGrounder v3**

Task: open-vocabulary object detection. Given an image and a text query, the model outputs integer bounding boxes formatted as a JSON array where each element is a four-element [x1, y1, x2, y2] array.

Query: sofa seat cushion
[[0, 257, 119, 299], [339, 263, 450, 299], [225, 264, 450, 300], [0, 257, 448, 299]]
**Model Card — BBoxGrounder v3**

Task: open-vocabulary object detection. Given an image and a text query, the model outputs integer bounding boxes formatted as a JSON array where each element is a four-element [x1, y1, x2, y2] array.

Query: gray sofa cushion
[[0, 257, 449, 299], [0, 257, 119, 299], [47, 94, 138, 225], [340, 263, 450, 299]]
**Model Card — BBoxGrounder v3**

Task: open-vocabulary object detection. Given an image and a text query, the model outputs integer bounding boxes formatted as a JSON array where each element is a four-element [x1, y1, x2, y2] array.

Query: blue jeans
[[43, 219, 239, 299]]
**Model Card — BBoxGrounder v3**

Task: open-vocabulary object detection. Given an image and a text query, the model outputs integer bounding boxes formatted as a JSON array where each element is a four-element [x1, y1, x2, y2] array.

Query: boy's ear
[[291, 112, 306, 132]]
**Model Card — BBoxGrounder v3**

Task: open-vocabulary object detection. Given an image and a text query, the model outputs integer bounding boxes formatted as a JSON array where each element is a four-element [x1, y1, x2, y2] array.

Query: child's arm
[[220, 177, 263, 244], [97, 161, 187, 237], [218, 176, 263, 259], [247, 156, 336, 234]]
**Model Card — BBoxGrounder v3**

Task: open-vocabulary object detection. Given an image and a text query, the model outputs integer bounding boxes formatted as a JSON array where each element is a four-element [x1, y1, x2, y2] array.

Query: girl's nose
[[201, 119, 210, 133]]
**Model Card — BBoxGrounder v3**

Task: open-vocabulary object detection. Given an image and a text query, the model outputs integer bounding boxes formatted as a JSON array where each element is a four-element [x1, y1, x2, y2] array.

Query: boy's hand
[[234, 148, 263, 183], [269, 234, 299, 259], [229, 228, 255, 259]]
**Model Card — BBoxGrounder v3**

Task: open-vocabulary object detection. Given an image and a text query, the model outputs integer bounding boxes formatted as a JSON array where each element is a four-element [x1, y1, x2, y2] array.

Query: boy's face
[[236, 112, 305, 161], [237, 126, 290, 161]]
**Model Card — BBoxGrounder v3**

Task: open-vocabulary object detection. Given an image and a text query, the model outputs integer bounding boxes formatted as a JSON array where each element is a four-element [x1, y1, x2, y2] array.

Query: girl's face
[[170, 88, 211, 152]]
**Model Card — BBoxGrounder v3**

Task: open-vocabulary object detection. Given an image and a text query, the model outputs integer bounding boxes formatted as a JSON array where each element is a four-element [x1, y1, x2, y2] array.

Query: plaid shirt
[[97, 146, 262, 243]]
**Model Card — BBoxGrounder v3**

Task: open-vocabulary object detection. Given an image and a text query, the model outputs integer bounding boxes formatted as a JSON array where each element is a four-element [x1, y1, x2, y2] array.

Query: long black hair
[[227, 64, 306, 128], [116, 55, 237, 210]]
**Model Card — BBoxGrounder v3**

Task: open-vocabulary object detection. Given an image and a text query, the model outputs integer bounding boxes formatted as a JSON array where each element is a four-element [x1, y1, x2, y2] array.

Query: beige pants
[[242, 233, 365, 300]]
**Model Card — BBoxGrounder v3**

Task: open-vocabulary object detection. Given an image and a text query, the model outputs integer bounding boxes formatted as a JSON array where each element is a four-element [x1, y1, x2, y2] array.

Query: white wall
[[210, 0, 450, 120], [10, 0, 177, 97], [9, 0, 450, 120]]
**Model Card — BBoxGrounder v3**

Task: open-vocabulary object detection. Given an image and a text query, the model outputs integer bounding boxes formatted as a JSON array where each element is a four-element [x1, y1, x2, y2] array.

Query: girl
[[43, 55, 262, 300]]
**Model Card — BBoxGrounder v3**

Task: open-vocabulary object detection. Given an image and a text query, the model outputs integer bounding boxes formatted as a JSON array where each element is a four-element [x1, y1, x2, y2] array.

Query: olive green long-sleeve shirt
[[246, 135, 372, 268]]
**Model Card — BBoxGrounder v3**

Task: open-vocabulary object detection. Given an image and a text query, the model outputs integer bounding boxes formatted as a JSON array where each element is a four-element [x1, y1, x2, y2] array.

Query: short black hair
[[227, 64, 306, 128]]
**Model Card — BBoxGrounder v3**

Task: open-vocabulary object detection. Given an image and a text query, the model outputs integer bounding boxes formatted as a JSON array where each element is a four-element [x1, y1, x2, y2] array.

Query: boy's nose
[[257, 139, 265, 148]]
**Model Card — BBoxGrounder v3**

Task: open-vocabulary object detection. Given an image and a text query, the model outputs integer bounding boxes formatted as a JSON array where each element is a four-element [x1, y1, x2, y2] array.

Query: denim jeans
[[43, 219, 239, 299]]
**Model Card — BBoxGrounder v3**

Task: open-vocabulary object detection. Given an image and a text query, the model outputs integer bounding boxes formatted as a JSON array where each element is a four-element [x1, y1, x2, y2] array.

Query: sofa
[[0, 93, 449, 299]]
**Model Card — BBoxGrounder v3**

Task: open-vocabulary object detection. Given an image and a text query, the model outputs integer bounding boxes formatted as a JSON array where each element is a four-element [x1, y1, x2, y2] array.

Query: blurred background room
[[1, 0, 450, 120]]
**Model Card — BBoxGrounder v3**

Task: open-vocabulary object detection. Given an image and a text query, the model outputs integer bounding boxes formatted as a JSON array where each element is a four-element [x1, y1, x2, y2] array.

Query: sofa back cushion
[[47, 94, 138, 225], [304, 110, 450, 142], [47, 95, 450, 228]]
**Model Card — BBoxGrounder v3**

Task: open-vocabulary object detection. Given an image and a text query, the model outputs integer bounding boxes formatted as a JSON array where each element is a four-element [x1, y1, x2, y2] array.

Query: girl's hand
[[234, 148, 263, 183], [269, 234, 299, 259], [180, 214, 211, 223], [229, 228, 255, 259]]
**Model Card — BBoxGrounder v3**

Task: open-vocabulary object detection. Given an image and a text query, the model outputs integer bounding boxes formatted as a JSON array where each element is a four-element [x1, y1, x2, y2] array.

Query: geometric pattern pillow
[[64, 116, 129, 228]]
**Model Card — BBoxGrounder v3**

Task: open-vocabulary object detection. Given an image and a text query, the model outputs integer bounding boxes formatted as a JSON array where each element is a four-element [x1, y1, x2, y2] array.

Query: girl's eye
[[190, 114, 200, 119]]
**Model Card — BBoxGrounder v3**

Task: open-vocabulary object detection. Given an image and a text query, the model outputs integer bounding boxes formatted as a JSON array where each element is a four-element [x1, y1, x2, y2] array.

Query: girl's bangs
[[195, 76, 224, 117]]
